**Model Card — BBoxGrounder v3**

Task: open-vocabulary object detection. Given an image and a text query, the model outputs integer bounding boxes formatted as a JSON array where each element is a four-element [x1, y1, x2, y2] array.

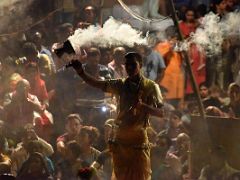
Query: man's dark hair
[[157, 130, 172, 148], [182, 7, 196, 21], [125, 52, 143, 66], [165, 26, 178, 39], [26, 140, 43, 154], [87, 47, 101, 56], [67, 141, 81, 158], [22, 42, 38, 56], [199, 81, 208, 89], [58, 23, 73, 33], [80, 126, 100, 144], [196, 4, 207, 17], [171, 110, 182, 118], [66, 113, 83, 124], [212, 0, 223, 5]]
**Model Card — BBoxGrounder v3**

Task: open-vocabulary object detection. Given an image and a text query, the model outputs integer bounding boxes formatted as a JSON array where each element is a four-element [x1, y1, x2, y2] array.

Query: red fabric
[[179, 21, 197, 38], [185, 44, 206, 94], [30, 75, 48, 103], [40, 110, 53, 125], [179, 22, 206, 94]]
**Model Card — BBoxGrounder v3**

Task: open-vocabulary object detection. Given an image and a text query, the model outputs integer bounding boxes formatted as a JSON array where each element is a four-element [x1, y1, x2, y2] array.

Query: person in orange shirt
[[155, 26, 185, 107]]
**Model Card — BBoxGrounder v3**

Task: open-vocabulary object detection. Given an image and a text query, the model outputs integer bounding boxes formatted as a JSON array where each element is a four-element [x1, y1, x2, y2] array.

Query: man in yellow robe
[[70, 52, 163, 180]]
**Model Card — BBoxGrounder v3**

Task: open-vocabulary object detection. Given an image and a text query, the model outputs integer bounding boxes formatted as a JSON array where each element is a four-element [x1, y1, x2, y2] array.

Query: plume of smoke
[[0, 0, 33, 33], [68, 17, 147, 51], [222, 12, 240, 37], [189, 12, 240, 56]]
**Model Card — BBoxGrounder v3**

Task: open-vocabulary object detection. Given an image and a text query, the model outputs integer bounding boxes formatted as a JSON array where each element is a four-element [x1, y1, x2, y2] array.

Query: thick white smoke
[[0, 0, 33, 33], [190, 12, 240, 56], [68, 17, 147, 51]]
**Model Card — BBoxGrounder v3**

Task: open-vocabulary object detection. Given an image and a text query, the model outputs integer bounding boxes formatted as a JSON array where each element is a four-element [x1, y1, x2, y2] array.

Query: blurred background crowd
[[0, 0, 240, 179]]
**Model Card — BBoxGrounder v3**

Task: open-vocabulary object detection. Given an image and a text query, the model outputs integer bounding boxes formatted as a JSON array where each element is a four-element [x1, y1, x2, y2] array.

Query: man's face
[[226, 0, 234, 8], [218, 1, 227, 11], [26, 51, 38, 61], [66, 118, 81, 135], [229, 86, 240, 102], [185, 10, 195, 22], [176, 136, 189, 154], [84, 8, 96, 23], [170, 115, 181, 128], [101, 50, 113, 65], [33, 33, 42, 46], [125, 58, 141, 77], [78, 132, 91, 147], [199, 85, 209, 98], [113, 49, 126, 64], [155, 137, 169, 155], [16, 81, 30, 99], [87, 52, 100, 67]]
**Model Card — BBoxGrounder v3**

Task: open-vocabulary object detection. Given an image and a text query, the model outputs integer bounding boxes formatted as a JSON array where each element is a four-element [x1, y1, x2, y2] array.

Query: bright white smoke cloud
[[190, 12, 240, 56], [68, 17, 147, 52]]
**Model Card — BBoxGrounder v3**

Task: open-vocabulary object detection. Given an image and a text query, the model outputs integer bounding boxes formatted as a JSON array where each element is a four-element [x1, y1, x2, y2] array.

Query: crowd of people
[[0, 0, 240, 179]]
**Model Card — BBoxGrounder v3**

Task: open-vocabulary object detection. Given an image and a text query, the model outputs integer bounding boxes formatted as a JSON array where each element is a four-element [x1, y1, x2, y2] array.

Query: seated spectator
[[0, 57, 19, 101], [76, 126, 102, 179], [224, 83, 240, 118], [79, 122, 114, 178], [77, 126, 100, 167], [100, 48, 113, 66], [83, 47, 112, 80], [31, 32, 56, 73], [7, 73, 23, 94], [11, 124, 54, 176], [20, 42, 53, 77], [166, 110, 183, 139], [3, 79, 43, 130], [56, 114, 83, 155], [174, 133, 190, 177], [198, 145, 240, 180], [199, 82, 209, 100], [78, 149, 111, 180], [210, 0, 228, 16], [79, 47, 112, 100], [151, 130, 182, 180], [17, 152, 53, 180], [24, 63, 49, 108], [25, 140, 54, 175], [24, 63, 54, 141], [55, 141, 82, 180], [202, 85, 224, 109], [108, 47, 127, 79]]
